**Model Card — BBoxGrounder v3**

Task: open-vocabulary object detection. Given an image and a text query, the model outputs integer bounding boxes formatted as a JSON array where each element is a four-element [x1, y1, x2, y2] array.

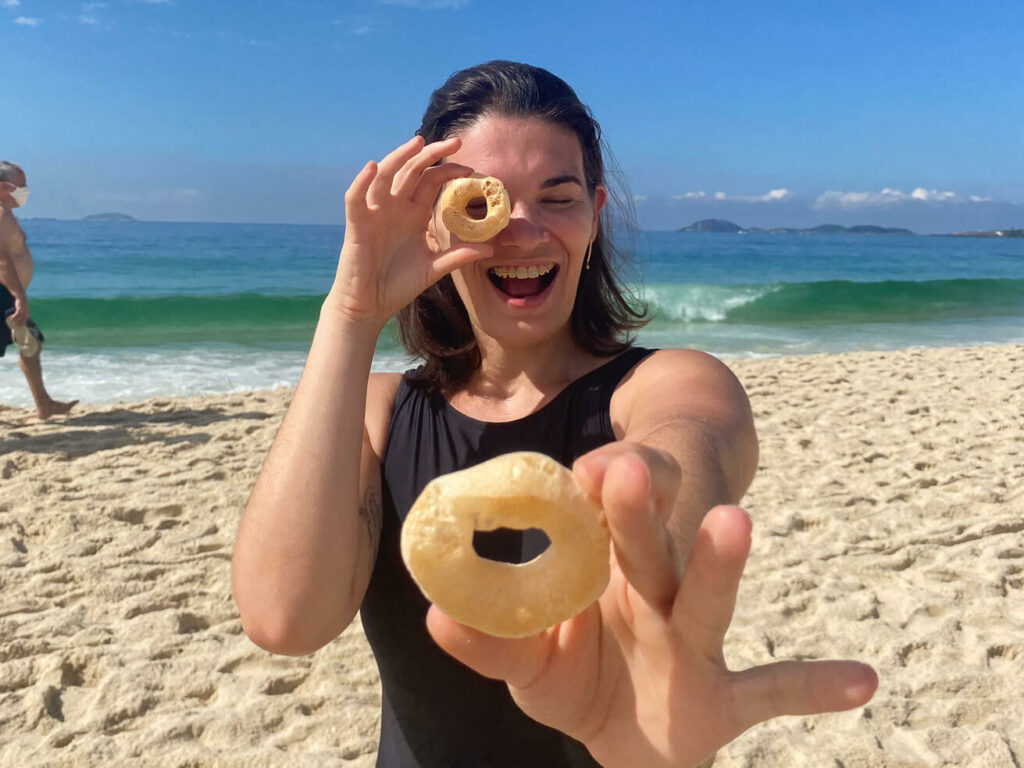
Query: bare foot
[[37, 399, 78, 420]]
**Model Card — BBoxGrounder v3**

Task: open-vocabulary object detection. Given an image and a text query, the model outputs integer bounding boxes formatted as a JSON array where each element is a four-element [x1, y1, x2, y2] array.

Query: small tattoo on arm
[[359, 486, 383, 568]]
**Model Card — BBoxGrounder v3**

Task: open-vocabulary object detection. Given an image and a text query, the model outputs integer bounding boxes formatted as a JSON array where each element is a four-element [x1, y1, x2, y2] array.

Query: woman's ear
[[591, 184, 608, 239]]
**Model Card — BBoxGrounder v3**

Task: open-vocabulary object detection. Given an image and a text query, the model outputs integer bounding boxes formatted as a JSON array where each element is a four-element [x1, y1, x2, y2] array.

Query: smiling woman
[[400, 62, 648, 392], [232, 60, 877, 768]]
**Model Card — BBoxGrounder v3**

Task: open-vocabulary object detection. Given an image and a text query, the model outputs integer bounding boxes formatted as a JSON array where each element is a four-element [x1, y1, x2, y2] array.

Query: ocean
[[3, 220, 1023, 408]]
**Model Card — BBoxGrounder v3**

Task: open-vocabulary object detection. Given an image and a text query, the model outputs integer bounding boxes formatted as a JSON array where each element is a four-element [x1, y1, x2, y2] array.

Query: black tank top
[[360, 347, 654, 768]]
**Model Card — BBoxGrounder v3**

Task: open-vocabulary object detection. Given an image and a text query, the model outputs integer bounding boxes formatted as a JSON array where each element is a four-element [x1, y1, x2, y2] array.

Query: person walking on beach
[[233, 61, 877, 767], [0, 161, 76, 419]]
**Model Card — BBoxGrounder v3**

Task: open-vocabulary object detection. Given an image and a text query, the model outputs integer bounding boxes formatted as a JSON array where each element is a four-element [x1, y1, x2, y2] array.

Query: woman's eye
[[544, 199, 573, 206]]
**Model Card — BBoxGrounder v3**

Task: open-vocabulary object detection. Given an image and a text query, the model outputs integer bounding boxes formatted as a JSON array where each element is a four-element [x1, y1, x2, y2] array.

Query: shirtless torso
[[0, 205, 33, 290]]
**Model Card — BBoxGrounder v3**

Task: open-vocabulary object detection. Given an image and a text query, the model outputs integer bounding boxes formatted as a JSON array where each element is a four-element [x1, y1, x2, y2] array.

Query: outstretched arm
[[426, 349, 878, 767]]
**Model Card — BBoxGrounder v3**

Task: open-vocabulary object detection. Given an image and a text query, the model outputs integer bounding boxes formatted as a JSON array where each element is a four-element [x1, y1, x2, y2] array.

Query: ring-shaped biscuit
[[440, 173, 511, 243], [401, 452, 610, 638]]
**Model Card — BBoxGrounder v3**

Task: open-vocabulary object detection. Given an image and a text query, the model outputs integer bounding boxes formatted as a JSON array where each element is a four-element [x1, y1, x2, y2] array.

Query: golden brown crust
[[439, 173, 511, 243], [400, 452, 610, 637]]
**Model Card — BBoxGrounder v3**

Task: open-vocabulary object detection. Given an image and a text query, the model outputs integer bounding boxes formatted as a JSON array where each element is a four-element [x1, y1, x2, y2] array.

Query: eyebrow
[[540, 175, 584, 189]]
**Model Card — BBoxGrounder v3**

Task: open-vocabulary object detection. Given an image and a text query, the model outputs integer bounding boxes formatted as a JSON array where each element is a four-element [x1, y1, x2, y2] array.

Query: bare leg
[[17, 351, 77, 419]]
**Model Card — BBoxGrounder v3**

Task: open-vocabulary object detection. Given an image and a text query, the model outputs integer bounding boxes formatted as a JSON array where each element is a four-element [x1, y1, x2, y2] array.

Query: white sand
[[1, 345, 1022, 767]]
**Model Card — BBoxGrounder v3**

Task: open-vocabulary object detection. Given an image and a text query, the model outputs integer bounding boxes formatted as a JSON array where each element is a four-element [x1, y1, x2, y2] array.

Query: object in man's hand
[[401, 451, 610, 638], [440, 173, 511, 243]]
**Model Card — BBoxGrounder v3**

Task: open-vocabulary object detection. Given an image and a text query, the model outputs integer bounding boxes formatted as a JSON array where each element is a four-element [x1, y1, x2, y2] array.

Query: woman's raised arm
[[231, 136, 490, 655]]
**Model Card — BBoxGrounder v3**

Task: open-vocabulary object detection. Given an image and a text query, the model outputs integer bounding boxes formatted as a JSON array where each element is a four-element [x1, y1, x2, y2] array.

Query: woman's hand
[[425, 448, 878, 768], [328, 135, 490, 327]]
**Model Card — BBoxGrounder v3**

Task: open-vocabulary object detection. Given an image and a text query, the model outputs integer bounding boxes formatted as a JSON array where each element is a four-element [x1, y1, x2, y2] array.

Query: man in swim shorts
[[1, 161, 76, 419]]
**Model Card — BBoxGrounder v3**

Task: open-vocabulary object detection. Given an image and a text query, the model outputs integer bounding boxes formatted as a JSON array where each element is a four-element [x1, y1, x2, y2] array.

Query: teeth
[[489, 263, 555, 279]]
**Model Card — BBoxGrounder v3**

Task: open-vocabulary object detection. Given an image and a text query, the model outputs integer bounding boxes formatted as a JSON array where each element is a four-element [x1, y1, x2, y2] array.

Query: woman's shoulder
[[611, 348, 750, 429], [626, 347, 735, 380]]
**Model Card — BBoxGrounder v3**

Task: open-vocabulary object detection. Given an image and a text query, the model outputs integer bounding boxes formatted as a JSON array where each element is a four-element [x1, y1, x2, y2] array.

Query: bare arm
[[429, 351, 874, 768], [231, 135, 489, 656], [574, 348, 759, 610], [231, 312, 387, 656], [616, 348, 758, 551]]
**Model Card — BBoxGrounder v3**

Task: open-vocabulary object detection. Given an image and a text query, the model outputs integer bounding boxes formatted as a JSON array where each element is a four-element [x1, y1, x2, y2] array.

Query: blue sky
[[4, 0, 1023, 233]]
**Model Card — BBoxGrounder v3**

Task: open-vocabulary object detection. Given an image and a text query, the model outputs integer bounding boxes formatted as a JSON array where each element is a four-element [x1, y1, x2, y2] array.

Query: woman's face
[[432, 114, 606, 349]]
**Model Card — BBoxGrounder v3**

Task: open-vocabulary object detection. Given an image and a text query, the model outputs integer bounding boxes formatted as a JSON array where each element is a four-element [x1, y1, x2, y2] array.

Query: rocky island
[[82, 212, 137, 222], [679, 219, 914, 235]]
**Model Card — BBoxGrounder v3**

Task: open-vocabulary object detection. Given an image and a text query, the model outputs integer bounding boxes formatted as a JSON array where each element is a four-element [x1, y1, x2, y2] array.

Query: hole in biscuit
[[473, 527, 551, 564], [465, 196, 487, 220]]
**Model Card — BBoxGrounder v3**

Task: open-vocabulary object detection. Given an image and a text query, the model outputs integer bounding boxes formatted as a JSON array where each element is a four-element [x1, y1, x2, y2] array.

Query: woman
[[232, 61, 876, 767]]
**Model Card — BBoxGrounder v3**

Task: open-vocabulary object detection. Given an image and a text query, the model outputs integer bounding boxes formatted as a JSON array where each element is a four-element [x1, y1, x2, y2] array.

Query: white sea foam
[[640, 283, 776, 323], [2, 317, 1021, 410], [0, 345, 411, 409]]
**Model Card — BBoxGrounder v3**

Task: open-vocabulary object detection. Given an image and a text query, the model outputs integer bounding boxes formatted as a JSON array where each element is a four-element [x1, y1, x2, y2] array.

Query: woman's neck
[[448, 330, 603, 421]]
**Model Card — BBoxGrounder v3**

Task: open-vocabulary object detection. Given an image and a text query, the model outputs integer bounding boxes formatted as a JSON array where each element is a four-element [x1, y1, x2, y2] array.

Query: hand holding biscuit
[[425, 448, 878, 768], [327, 136, 493, 328]]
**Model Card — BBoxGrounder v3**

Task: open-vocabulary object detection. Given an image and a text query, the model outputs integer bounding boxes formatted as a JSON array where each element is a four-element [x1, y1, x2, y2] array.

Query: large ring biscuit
[[400, 451, 610, 638], [440, 173, 511, 243]]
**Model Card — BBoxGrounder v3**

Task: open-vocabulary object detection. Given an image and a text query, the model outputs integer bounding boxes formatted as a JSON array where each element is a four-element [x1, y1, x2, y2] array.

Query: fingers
[[391, 136, 466, 200], [367, 136, 424, 207], [343, 160, 378, 224], [425, 605, 551, 689], [672, 505, 751, 652], [411, 163, 473, 209], [730, 659, 878, 730], [595, 451, 682, 614], [574, 442, 681, 518]]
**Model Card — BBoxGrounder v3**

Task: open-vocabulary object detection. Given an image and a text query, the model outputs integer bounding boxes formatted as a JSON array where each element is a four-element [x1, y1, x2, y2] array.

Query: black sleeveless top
[[360, 347, 655, 768]]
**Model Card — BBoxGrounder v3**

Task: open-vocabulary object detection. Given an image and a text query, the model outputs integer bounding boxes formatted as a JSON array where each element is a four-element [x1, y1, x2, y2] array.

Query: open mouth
[[487, 263, 558, 299]]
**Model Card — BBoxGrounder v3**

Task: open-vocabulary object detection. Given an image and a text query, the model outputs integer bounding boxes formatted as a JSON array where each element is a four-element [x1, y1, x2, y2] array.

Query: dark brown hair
[[396, 60, 647, 391]]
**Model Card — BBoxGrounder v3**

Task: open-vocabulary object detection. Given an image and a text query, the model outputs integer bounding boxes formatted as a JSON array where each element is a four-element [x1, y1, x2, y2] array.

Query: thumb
[[731, 659, 878, 731], [429, 242, 493, 280]]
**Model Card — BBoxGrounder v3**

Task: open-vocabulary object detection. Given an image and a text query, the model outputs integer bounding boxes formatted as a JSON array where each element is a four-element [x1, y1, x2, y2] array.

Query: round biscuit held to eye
[[440, 173, 511, 243], [400, 451, 610, 638]]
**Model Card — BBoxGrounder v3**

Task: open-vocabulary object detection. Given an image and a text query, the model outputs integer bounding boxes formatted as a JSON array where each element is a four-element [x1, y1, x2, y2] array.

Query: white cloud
[[80, 15, 98, 24], [633, 194, 648, 203], [14, 15, 41, 25], [378, 0, 469, 8], [813, 187, 963, 209], [970, 195, 993, 203], [910, 187, 956, 202], [2, 0, 22, 8], [83, 1, 107, 9], [691, 188, 794, 203]]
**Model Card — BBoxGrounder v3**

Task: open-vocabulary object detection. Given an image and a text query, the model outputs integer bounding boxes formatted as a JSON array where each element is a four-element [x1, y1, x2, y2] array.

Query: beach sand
[[1, 344, 1022, 767]]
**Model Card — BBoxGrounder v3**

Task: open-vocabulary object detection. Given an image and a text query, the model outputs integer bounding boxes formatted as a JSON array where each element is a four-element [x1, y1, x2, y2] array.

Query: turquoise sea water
[[3, 220, 1023, 406]]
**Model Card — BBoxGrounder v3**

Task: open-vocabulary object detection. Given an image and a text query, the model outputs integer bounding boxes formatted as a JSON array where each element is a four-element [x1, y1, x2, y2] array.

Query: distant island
[[679, 219, 914, 235], [938, 229, 1024, 238], [83, 212, 136, 222]]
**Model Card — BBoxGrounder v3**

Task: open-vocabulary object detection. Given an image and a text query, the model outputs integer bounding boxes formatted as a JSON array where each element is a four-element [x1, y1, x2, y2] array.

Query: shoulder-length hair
[[396, 60, 647, 392]]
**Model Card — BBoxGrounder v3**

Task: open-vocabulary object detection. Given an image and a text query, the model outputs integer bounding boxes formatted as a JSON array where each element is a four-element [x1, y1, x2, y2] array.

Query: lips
[[487, 263, 558, 299]]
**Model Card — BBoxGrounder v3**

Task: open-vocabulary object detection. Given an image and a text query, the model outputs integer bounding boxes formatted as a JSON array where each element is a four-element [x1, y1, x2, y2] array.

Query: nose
[[495, 199, 548, 250]]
